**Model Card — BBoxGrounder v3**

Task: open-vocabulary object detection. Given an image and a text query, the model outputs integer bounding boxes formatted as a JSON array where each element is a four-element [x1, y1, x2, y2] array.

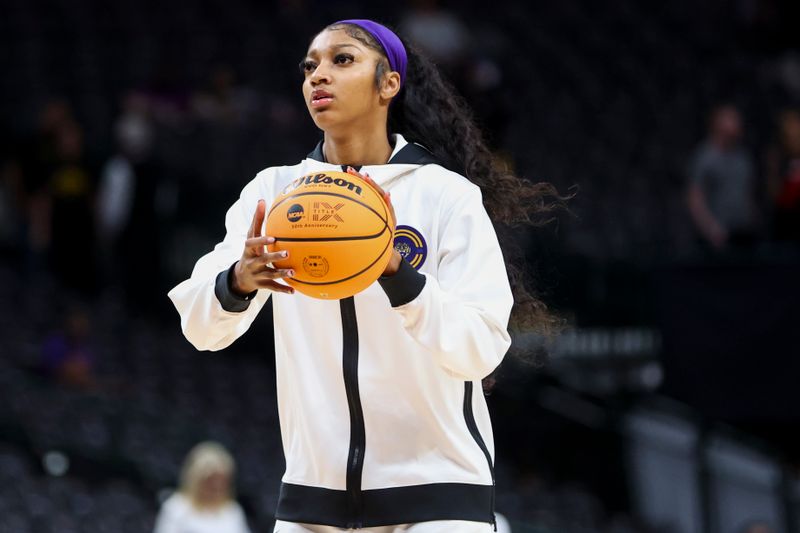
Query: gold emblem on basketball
[[303, 256, 329, 277]]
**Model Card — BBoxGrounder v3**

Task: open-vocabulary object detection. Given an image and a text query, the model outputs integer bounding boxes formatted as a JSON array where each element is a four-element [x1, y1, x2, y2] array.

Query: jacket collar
[[306, 134, 440, 167]]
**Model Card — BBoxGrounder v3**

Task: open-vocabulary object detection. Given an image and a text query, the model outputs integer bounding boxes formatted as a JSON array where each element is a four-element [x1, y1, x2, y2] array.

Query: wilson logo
[[285, 173, 363, 195]]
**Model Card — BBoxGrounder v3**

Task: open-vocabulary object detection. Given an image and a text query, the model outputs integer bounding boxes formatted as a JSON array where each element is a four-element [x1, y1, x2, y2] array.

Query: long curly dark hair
[[324, 22, 569, 341]]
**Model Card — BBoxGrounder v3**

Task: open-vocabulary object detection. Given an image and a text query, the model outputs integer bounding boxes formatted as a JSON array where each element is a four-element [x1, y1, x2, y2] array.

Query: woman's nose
[[310, 63, 330, 85]]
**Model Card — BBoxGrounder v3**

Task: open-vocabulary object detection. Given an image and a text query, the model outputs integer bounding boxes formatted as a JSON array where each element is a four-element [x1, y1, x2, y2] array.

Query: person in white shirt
[[153, 442, 251, 533]]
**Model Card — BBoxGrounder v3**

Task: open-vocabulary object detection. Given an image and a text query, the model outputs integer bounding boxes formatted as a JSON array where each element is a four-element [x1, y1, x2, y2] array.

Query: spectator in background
[[19, 99, 74, 197], [141, 60, 192, 128], [400, 0, 469, 71], [41, 305, 95, 389], [97, 92, 162, 311], [191, 65, 260, 126], [46, 119, 97, 292], [687, 104, 760, 251], [17, 99, 75, 271], [766, 108, 800, 242], [154, 442, 251, 533], [190, 65, 262, 212]]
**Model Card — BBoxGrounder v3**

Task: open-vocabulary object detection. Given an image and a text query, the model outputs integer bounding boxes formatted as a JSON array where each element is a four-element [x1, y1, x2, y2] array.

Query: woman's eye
[[334, 54, 354, 65], [299, 60, 316, 73]]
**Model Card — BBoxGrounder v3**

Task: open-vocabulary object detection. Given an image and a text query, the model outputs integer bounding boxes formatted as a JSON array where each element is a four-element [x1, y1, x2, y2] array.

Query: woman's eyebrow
[[306, 43, 361, 57], [330, 43, 360, 51]]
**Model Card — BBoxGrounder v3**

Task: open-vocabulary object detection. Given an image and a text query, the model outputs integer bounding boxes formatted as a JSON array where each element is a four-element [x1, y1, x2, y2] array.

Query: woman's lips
[[311, 90, 333, 108], [311, 96, 333, 108]]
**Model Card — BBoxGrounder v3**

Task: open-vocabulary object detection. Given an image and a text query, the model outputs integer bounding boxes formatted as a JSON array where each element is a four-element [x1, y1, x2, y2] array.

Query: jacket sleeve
[[379, 186, 513, 380], [167, 179, 272, 351]]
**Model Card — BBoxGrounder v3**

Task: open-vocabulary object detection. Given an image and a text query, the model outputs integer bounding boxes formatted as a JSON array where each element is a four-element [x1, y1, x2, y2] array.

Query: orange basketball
[[265, 170, 395, 299]]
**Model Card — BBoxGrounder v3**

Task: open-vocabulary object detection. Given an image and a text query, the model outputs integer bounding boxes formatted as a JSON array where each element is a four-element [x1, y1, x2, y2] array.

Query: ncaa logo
[[287, 204, 304, 222], [394, 225, 427, 270]]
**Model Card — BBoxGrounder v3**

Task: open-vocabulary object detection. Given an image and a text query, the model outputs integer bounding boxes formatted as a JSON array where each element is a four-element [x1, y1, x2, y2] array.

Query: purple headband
[[335, 19, 407, 87]]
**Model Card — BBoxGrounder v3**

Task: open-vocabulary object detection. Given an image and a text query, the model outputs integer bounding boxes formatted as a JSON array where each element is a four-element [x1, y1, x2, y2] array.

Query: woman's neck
[[323, 128, 393, 167]]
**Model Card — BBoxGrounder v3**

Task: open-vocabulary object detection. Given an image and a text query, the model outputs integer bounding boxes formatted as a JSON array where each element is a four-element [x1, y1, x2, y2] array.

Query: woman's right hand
[[231, 199, 295, 295]]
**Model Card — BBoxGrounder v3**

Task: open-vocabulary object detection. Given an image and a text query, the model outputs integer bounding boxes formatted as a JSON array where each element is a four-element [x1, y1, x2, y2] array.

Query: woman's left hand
[[346, 166, 402, 276]]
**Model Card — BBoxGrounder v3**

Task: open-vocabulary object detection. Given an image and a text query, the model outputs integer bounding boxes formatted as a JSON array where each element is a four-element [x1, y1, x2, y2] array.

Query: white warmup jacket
[[168, 134, 513, 529]]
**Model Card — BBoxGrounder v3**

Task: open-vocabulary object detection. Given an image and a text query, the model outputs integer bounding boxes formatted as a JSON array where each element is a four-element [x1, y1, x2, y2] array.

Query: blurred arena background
[[1, 0, 799, 532]]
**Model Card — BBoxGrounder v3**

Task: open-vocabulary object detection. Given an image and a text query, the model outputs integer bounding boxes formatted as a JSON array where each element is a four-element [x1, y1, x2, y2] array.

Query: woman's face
[[196, 471, 230, 508], [301, 29, 397, 131]]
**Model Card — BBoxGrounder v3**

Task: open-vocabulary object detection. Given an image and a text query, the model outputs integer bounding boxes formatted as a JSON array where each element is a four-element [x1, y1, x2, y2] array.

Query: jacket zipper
[[464, 381, 497, 530], [341, 297, 365, 528]]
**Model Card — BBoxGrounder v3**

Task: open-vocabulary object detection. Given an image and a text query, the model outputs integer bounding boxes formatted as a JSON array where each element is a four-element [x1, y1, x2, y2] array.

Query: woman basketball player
[[170, 19, 562, 533]]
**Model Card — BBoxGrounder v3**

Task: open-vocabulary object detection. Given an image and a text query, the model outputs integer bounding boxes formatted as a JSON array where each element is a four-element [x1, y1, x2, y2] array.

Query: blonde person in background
[[153, 441, 252, 533]]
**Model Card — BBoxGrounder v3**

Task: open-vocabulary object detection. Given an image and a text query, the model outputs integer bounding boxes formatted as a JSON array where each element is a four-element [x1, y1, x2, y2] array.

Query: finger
[[346, 166, 381, 192], [256, 280, 295, 295], [347, 168, 391, 213], [346, 166, 363, 178], [245, 235, 275, 252], [255, 265, 295, 279], [377, 188, 395, 224], [348, 167, 381, 192], [262, 249, 289, 263], [361, 173, 389, 203], [254, 267, 295, 280], [249, 199, 266, 239], [361, 173, 381, 192]]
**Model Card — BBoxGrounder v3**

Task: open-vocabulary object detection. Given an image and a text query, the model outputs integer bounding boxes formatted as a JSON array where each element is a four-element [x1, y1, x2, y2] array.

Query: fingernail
[[267, 237, 275, 243], [288, 270, 295, 276], [281, 251, 288, 257]]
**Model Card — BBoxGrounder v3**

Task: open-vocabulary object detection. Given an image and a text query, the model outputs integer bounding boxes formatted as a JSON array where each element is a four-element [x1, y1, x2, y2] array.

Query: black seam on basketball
[[377, 184, 389, 226], [273, 228, 387, 242], [268, 191, 390, 229], [287, 230, 394, 287]]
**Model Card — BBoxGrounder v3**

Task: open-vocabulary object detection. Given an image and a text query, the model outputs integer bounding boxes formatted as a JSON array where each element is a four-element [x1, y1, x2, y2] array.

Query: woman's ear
[[380, 70, 402, 101]]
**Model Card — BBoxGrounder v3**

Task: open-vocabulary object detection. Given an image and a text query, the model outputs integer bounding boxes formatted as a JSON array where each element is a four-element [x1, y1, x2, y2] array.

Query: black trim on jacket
[[379, 258, 426, 307], [307, 138, 441, 166], [215, 263, 257, 313], [275, 482, 494, 527], [340, 297, 366, 528], [464, 381, 496, 527]]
